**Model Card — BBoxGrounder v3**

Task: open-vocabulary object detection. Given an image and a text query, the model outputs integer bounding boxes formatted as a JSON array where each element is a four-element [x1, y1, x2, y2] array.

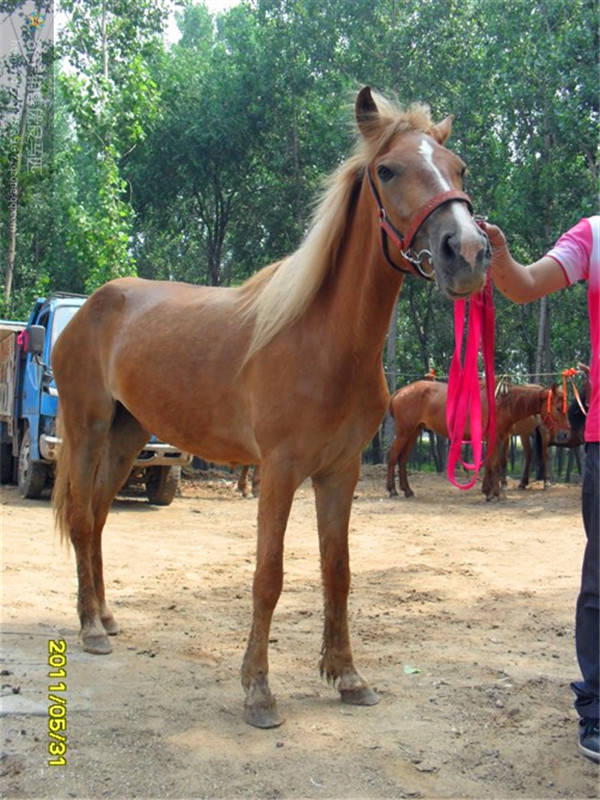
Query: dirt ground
[[1, 465, 598, 799]]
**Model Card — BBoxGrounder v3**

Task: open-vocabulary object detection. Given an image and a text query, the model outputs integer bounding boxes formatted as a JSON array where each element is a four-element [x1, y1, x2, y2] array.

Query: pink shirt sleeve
[[545, 218, 592, 284]]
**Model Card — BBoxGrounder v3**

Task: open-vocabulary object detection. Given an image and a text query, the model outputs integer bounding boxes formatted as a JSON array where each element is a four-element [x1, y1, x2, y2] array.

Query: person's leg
[[571, 442, 599, 761]]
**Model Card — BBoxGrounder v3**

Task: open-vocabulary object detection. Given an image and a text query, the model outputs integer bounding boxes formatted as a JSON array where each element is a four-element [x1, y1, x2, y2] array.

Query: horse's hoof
[[82, 634, 112, 655], [244, 701, 284, 729], [101, 615, 120, 636], [404, 491, 415, 499], [340, 686, 380, 706]]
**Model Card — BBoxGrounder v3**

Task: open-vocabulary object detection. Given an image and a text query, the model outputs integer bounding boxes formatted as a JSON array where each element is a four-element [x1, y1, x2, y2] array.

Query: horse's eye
[[377, 165, 394, 182]]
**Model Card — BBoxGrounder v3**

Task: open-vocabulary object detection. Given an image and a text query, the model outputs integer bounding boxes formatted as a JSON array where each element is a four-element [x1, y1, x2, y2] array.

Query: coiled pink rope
[[445, 275, 496, 490]]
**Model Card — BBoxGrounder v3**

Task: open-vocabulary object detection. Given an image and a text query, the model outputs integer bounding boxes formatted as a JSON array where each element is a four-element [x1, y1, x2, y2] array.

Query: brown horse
[[387, 379, 570, 500], [503, 387, 587, 488], [52, 87, 490, 728]]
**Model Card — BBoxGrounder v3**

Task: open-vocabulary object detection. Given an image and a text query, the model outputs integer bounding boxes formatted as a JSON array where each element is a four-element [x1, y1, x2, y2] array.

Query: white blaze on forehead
[[418, 136, 478, 249], [418, 137, 450, 191]]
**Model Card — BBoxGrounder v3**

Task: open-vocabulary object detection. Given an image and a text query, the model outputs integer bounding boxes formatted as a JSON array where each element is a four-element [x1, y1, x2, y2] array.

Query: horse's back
[[55, 277, 246, 373], [390, 380, 448, 435], [52, 278, 259, 464]]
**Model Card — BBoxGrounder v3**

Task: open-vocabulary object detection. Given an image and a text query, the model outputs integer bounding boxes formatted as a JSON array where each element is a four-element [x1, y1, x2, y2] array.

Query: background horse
[[52, 87, 489, 728], [502, 386, 588, 488], [387, 379, 569, 500]]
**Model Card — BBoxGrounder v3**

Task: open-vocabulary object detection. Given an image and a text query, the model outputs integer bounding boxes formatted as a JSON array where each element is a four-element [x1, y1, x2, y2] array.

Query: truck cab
[[0, 293, 190, 504]]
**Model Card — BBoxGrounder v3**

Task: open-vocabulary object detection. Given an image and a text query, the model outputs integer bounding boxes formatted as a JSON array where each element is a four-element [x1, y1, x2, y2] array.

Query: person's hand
[[479, 221, 507, 253]]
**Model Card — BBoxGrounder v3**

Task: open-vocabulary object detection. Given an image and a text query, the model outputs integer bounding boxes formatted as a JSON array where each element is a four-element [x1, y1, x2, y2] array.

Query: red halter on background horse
[[52, 87, 490, 728]]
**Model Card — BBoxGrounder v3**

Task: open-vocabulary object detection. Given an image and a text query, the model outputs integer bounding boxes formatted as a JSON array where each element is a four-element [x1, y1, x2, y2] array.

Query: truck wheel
[[0, 442, 13, 484], [146, 466, 180, 506], [18, 428, 48, 499]]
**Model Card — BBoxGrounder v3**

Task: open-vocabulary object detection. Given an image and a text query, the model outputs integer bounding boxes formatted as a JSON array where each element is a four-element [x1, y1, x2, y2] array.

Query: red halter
[[541, 387, 562, 432], [366, 168, 473, 279]]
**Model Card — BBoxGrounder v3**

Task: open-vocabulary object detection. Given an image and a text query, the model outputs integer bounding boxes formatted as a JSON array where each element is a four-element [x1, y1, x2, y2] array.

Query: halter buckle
[[400, 248, 435, 280]]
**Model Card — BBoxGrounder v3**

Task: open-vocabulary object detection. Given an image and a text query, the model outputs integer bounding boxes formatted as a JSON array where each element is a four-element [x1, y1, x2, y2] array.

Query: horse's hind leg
[[398, 430, 420, 498], [386, 436, 401, 496], [57, 410, 113, 654], [58, 402, 147, 654], [313, 456, 379, 707], [89, 405, 149, 641]]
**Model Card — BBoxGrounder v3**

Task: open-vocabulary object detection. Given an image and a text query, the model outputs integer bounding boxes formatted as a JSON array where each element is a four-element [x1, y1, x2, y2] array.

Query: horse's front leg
[[241, 463, 297, 728], [483, 445, 504, 501], [313, 457, 379, 707]]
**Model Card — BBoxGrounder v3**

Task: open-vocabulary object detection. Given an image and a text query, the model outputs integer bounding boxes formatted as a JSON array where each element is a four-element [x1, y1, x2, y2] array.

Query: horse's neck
[[506, 387, 544, 423], [317, 185, 404, 361]]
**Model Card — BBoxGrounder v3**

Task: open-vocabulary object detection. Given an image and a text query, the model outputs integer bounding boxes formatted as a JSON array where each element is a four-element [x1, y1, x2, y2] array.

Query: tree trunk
[[5, 69, 31, 306], [291, 106, 302, 224], [534, 295, 549, 383], [370, 429, 383, 465], [101, 1, 109, 81], [382, 297, 399, 451]]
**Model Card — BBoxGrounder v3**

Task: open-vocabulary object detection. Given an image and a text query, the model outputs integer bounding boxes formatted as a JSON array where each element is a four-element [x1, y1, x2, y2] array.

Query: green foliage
[[55, 0, 167, 291], [1, 0, 597, 387]]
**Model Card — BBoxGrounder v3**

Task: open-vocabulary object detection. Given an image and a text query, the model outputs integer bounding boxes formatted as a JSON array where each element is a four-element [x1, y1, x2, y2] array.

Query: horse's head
[[542, 383, 571, 443], [356, 87, 490, 298]]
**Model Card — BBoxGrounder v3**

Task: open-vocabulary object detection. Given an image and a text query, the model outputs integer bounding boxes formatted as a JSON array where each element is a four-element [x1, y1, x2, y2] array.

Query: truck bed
[[0, 322, 25, 421]]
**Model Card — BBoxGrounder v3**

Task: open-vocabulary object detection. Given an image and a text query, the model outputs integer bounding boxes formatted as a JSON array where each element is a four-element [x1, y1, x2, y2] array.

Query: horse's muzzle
[[438, 253, 489, 298], [428, 210, 491, 298]]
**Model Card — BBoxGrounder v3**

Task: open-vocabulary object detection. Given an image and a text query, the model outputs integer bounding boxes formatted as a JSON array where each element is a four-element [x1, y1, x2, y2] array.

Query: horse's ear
[[431, 115, 454, 144], [356, 86, 379, 138]]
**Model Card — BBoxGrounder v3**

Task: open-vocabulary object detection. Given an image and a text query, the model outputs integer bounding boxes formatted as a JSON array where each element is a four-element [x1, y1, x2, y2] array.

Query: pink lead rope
[[445, 274, 496, 490]]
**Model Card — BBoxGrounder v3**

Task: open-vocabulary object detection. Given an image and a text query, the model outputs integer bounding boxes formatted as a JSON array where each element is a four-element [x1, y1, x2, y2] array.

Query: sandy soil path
[[1, 467, 598, 798]]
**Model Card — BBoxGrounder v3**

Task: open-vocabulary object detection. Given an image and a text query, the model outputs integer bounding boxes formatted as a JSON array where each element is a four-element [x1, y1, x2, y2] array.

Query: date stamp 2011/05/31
[[47, 639, 67, 766]]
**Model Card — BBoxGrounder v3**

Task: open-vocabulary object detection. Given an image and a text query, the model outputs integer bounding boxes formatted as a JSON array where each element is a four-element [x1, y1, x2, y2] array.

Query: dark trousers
[[571, 442, 600, 721]]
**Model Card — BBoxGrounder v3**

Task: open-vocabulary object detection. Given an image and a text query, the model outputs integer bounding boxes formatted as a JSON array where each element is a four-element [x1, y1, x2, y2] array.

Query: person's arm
[[481, 222, 569, 303]]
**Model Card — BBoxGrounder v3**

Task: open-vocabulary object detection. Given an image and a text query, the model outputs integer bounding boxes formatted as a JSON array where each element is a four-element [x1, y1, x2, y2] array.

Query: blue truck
[[0, 292, 190, 504]]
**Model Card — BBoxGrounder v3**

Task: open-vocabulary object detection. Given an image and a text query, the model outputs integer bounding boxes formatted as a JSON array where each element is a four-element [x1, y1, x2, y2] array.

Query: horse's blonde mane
[[238, 92, 433, 364]]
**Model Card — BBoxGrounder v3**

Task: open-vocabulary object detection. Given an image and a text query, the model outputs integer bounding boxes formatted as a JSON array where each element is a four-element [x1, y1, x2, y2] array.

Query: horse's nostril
[[442, 232, 458, 259]]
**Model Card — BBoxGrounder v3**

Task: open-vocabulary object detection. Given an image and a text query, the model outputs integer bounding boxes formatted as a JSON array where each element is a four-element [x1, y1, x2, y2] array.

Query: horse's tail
[[52, 413, 71, 546], [388, 395, 396, 420]]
